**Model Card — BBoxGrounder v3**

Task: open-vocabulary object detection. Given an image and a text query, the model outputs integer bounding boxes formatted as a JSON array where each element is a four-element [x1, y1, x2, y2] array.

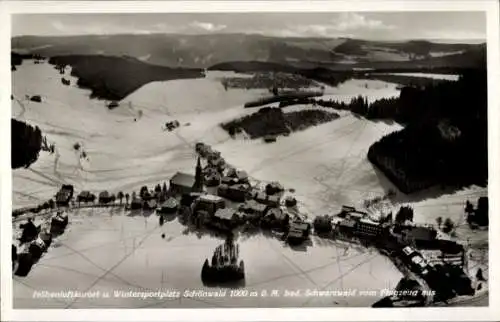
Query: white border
[[1, 1, 499, 321]]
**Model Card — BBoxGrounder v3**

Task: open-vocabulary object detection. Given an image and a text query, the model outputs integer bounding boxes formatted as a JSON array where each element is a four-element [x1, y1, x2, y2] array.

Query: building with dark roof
[[396, 225, 438, 247], [193, 194, 226, 217], [239, 200, 268, 219], [217, 183, 250, 202], [169, 172, 196, 195], [211, 208, 239, 230], [336, 219, 357, 236]]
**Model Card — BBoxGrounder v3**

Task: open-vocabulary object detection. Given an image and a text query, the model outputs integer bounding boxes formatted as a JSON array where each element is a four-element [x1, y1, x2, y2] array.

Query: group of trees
[[137, 183, 169, 201], [465, 196, 489, 227], [12, 119, 43, 169], [435, 216, 455, 234], [395, 206, 414, 224], [222, 107, 339, 139]]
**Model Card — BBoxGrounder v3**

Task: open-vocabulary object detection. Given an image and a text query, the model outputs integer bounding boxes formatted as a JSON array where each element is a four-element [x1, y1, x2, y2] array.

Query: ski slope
[[12, 60, 487, 308]]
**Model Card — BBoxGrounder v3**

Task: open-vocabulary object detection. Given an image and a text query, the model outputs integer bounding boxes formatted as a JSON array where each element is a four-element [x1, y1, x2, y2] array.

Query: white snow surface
[[11, 61, 487, 308]]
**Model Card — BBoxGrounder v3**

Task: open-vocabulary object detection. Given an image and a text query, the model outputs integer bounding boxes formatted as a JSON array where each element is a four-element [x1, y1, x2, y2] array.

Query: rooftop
[[199, 194, 224, 203], [214, 208, 237, 221], [338, 219, 357, 228], [170, 172, 196, 187], [242, 200, 268, 212]]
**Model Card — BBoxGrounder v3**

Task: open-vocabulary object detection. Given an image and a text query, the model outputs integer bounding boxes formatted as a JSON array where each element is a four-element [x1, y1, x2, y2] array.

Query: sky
[[12, 12, 486, 42]]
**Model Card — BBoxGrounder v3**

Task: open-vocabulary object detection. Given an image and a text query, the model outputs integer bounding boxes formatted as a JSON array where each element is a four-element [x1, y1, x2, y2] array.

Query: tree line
[[12, 119, 43, 169]]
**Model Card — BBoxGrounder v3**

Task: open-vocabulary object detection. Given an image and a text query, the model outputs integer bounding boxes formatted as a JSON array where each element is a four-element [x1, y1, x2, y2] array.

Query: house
[[30, 95, 42, 103], [217, 183, 250, 202], [205, 172, 221, 187], [193, 194, 226, 217], [221, 176, 237, 185], [340, 205, 356, 215], [107, 101, 119, 109], [254, 191, 268, 203], [157, 197, 178, 214], [235, 170, 249, 183], [336, 219, 357, 236], [265, 182, 284, 195], [287, 229, 305, 244], [422, 249, 465, 267], [169, 172, 196, 195], [208, 156, 225, 169], [212, 208, 239, 230], [263, 135, 277, 143], [55, 185, 74, 206], [239, 200, 268, 219], [253, 192, 281, 207]]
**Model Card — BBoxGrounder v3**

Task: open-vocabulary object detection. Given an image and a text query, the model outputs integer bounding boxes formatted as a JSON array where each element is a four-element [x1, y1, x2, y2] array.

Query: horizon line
[[11, 32, 486, 44]]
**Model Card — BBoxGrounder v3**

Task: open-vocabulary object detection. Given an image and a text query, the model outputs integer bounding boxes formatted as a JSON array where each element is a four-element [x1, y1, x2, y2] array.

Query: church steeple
[[192, 156, 204, 192]]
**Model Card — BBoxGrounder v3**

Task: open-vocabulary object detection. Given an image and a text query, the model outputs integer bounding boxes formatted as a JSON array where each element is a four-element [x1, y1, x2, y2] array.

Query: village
[[11, 140, 488, 307]]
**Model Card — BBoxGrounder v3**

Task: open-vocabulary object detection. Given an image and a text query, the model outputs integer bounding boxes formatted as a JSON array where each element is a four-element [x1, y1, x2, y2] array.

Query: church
[[169, 157, 205, 196]]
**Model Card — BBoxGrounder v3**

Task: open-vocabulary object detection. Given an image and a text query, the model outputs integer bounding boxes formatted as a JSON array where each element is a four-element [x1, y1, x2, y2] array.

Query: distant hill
[[48, 55, 205, 101], [12, 33, 485, 69]]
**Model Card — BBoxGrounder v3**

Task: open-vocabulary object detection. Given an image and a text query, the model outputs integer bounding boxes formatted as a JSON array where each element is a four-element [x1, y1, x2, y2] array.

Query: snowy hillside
[[11, 60, 488, 309], [12, 60, 486, 224]]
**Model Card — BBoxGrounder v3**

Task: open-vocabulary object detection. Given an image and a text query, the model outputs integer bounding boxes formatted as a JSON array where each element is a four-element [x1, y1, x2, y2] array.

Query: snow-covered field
[[11, 61, 488, 308]]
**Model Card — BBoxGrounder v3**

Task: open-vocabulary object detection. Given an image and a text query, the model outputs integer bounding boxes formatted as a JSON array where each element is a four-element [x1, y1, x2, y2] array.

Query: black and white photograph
[[2, 1, 499, 320]]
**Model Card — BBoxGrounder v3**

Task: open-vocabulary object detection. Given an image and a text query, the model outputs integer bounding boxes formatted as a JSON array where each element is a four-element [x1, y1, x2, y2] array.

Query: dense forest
[[221, 107, 339, 139], [367, 70, 487, 193], [47, 55, 205, 101], [12, 119, 43, 169]]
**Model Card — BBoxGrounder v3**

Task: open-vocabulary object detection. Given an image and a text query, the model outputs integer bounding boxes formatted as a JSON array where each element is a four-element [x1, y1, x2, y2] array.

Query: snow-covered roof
[[199, 194, 224, 202], [214, 208, 237, 220]]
